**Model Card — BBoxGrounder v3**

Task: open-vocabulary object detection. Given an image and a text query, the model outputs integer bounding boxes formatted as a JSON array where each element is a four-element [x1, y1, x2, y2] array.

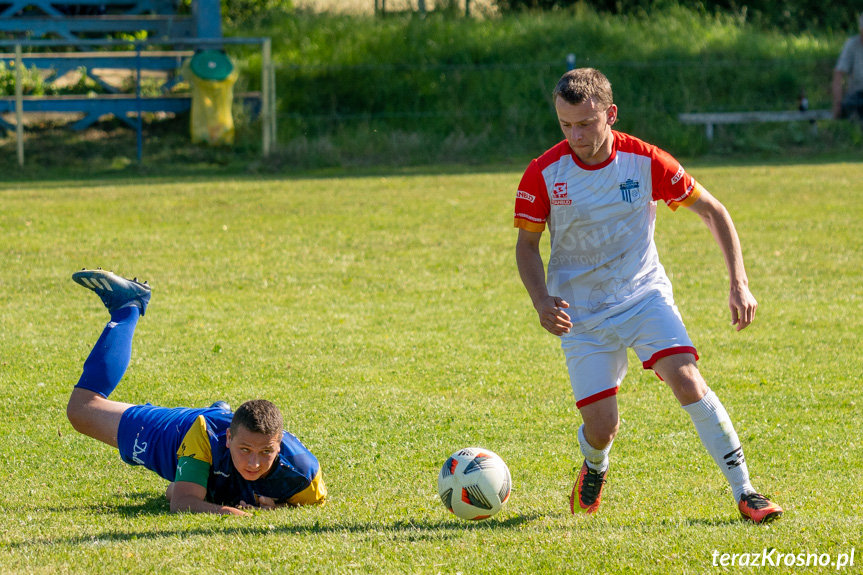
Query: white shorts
[[560, 292, 698, 409]]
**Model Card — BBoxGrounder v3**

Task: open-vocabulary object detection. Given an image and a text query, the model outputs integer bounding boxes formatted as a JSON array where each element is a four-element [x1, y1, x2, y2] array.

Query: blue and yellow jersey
[[175, 410, 326, 506], [117, 404, 326, 506]]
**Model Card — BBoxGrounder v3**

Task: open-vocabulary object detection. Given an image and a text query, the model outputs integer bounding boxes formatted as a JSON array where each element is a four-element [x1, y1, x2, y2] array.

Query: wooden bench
[[0, 92, 262, 131], [678, 109, 832, 140]]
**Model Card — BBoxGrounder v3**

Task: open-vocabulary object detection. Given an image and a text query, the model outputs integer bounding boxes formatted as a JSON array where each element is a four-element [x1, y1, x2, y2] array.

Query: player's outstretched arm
[[685, 189, 758, 331], [166, 481, 250, 516], [516, 228, 572, 335]]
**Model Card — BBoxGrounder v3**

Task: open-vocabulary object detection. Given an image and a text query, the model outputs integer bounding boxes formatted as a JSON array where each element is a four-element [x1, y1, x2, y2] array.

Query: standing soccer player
[[513, 68, 782, 523]]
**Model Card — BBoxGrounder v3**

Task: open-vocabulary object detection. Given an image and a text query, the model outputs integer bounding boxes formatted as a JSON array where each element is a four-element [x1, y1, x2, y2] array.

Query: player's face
[[555, 95, 617, 166], [226, 426, 282, 481]]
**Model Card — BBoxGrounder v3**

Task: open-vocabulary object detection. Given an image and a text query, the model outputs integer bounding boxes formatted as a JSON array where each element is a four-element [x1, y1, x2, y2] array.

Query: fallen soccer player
[[66, 269, 327, 516]]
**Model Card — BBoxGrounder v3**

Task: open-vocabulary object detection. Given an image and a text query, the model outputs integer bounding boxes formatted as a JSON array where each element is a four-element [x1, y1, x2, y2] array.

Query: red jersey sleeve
[[513, 159, 551, 232], [649, 147, 703, 212]]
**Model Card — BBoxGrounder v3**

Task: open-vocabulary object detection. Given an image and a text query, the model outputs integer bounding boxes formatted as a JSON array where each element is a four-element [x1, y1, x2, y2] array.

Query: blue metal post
[[194, 0, 223, 40]]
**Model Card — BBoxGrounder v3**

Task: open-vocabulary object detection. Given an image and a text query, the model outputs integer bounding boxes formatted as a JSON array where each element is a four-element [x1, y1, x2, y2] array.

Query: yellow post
[[15, 44, 24, 167]]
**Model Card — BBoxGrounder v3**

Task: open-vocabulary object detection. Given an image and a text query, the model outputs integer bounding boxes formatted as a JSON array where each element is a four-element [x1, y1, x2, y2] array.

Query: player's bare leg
[[66, 389, 133, 448], [67, 268, 150, 449], [579, 396, 619, 449], [571, 396, 618, 514], [652, 353, 708, 405], [653, 353, 783, 523]]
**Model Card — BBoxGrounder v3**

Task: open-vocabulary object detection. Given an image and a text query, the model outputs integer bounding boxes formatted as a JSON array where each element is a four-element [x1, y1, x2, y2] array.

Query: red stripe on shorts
[[642, 346, 699, 371], [576, 386, 619, 409]]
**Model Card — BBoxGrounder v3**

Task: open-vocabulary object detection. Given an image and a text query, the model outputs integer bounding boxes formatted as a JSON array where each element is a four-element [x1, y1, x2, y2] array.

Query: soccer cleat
[[738, 493, 783, 524], [72, 268, 152, 316], [209, 401, 232, 412], [570, 460, 607, 514]]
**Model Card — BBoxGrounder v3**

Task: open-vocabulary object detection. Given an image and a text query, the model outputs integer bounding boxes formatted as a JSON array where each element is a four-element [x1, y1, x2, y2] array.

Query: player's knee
[[584, 418, 619, 448], [579, 397, 620, 447], [66, 388, 97, 433], [66, 397, 86, 432], [666, 372, 708, 406]]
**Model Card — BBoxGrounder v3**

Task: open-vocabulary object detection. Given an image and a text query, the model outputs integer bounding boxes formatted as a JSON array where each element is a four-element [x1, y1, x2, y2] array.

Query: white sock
[[578, 424, 612, 473], [682, 389, 755, 503]]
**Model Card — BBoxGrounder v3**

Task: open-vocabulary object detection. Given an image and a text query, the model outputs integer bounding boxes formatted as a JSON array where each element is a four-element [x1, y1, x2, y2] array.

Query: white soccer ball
[[437, 447, 512, 520]]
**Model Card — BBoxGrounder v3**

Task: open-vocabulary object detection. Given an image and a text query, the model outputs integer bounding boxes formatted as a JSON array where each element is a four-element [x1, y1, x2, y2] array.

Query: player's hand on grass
[[535, 295, 572, 336], [237, 496, 277, 512], [729, 284, 757, 331]]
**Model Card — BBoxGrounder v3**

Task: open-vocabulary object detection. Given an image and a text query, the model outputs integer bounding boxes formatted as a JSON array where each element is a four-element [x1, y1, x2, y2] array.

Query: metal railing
[[1, 37, 276, 166]]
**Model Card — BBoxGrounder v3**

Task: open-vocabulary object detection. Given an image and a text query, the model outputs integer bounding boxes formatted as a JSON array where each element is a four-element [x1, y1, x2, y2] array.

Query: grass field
[[1, 159, 861, 573]]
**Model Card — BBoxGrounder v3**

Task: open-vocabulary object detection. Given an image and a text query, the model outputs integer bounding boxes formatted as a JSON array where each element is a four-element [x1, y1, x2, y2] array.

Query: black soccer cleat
[[73, 268, 151, 316]]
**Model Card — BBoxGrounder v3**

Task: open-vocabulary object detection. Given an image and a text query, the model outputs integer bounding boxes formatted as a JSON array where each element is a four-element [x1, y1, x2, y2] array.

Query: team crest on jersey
[[552, 182, 568, 198], [551, 182, 571, 205], [620, 179, 641, 203]]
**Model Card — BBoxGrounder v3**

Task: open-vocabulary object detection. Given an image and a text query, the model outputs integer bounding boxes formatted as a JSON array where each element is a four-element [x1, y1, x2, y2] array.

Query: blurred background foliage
[[2, 0, 861, 170]]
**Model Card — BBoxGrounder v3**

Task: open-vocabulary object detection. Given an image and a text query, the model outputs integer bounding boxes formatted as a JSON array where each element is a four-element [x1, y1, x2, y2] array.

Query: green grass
[[1, 159, 861, 573]]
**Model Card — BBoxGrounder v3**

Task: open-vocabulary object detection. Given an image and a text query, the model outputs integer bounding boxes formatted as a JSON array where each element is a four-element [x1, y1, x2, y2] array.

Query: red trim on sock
[[576, 386, 619, 409]]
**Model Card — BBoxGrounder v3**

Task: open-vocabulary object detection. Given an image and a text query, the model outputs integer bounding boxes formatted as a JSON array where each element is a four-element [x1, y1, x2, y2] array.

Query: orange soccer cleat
[[738, 493, 784, 524], [570, 460, 607, 514]]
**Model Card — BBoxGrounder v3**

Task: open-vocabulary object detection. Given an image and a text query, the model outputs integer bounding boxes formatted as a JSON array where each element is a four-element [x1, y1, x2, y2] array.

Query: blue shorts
[[560, 292, 698, 409], [117, 404, 218, 482]]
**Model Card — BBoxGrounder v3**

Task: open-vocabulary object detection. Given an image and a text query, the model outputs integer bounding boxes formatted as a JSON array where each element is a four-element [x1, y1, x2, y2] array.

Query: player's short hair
[[553, 68, 614, 108], [231, 399, 284, 437]]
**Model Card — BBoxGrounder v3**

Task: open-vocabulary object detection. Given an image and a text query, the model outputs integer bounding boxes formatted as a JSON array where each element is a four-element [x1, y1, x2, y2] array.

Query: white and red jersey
[[514, 130, 703, 332]]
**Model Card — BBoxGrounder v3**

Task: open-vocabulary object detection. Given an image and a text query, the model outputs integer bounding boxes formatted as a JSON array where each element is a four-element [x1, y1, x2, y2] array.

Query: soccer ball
[[437, 447, 512, 520]]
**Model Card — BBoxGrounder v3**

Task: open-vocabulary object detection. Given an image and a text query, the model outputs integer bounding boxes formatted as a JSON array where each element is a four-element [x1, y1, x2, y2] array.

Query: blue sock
[[75, 305, 140, 398]]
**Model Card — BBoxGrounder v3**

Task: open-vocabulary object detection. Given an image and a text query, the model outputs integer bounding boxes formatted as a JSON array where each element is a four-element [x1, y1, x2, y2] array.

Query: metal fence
[[1, 37, 276, 166]]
